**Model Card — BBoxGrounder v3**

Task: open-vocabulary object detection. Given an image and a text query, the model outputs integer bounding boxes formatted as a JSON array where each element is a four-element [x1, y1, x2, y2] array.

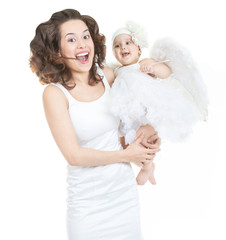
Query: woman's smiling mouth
[[75, 52, 89, 63]]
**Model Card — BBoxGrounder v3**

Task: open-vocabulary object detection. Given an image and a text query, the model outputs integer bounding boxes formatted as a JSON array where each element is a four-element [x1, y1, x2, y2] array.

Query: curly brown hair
[[29, 9, 106, 89]]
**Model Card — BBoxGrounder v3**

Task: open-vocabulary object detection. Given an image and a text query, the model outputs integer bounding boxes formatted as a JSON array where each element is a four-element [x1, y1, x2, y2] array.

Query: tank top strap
[[50, 83, 74, 105], [97, 66, 111, 90]]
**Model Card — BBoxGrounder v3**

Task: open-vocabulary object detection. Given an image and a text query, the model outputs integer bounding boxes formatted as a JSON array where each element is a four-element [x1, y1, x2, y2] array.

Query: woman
[[30, 9, 160, 240]]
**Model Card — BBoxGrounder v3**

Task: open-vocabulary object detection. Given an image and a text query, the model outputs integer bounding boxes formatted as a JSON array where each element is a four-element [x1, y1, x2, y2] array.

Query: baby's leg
[[136, 161, 156, 185]]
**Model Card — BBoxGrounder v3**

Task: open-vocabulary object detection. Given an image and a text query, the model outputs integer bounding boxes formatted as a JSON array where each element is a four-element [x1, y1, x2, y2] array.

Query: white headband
[[112, 21, 149, 49]]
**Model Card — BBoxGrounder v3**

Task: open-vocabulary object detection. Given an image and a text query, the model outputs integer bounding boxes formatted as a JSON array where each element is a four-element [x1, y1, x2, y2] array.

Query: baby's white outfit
[[111, 63, 200, 144], [52, 66, 143, 240]]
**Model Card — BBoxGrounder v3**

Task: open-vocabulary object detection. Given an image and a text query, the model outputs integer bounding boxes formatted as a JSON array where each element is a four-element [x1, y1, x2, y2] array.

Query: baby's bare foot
[[136, 162, 156, 185], [148, 163, 156, 185]]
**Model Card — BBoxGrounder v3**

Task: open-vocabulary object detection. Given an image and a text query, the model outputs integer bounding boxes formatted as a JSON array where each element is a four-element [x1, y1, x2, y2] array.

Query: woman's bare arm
[[42, 85, 158, 167]]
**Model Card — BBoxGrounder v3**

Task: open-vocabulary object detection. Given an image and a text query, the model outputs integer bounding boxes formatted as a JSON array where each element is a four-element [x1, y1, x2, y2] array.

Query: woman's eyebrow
[[65, 29, 89, 37], [65, 32, 75, 37]]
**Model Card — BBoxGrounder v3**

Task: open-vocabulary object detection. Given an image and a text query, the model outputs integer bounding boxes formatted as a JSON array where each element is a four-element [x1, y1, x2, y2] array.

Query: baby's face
[[113, 34, 141, 66]]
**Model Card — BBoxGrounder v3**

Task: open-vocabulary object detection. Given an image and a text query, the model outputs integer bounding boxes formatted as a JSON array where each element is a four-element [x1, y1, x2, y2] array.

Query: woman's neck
[[71, 71, 90, 85]]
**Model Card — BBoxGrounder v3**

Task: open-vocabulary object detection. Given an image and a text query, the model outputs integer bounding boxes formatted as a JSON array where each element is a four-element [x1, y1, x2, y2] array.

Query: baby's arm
[[139, 58, 171, 79]]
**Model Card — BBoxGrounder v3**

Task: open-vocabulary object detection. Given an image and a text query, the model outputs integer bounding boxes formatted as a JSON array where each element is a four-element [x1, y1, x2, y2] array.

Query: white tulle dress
[[111, 63, 201, 144], [52, 66, 143, 240]]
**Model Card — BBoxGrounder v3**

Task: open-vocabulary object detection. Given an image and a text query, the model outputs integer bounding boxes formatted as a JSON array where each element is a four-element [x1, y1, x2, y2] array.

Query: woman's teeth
[[76, 52, 89, 61]]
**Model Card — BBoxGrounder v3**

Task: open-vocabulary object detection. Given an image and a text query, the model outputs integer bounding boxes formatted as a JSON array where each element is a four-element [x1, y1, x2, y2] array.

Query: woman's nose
[[76, 38, 86, 49]]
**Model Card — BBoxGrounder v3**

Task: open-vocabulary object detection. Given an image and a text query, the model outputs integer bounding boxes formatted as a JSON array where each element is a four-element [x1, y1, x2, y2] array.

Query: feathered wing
[[150, 37, 208, 121]]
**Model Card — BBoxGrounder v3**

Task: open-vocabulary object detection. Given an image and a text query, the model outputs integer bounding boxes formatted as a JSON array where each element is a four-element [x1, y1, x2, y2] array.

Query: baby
[[110, 22, 206, 185]]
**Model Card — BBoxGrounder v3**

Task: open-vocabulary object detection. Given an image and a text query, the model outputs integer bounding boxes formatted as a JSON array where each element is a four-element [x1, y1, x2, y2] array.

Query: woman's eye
[[68, 38, 76, 42], [84, 34, 90, 40]]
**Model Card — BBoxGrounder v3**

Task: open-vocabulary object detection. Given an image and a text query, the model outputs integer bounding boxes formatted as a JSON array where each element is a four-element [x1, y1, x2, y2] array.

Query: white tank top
[[52, 66, 121, 151]]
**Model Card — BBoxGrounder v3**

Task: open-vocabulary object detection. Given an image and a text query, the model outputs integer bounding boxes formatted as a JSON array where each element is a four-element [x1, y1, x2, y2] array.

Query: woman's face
[[113, 34, 141, 66], [60, 19, 94, 73]]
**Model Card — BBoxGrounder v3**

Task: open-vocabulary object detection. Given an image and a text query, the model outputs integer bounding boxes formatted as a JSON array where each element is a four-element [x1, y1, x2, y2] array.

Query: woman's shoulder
[[42, 84, 68, 107], [43, 84, 62, 97], [102, 66, 115, 86]]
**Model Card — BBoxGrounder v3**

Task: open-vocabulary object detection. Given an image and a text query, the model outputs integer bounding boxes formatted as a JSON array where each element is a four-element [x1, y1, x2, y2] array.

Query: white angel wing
[[150, 37, 208, 121]]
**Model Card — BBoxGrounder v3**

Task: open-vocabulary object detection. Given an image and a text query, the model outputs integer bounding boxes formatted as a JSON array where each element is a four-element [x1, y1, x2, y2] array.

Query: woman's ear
[[58, 50, 62, 57]]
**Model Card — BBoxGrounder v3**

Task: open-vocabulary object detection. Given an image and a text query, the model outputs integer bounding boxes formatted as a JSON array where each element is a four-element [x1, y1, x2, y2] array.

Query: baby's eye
[[126, 41, 131, 45], [114, 44, 120, 48]]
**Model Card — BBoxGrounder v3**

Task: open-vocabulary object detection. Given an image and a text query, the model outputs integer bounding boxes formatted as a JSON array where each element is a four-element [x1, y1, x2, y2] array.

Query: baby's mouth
[[122, 52, 130, 57]]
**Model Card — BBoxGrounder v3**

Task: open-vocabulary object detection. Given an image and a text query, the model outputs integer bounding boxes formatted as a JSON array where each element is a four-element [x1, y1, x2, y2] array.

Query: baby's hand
[[139, 58, 156, 73], [140, 64, 154, 74]]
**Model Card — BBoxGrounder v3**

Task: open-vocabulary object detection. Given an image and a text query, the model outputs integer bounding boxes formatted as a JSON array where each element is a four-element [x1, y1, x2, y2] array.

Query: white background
[[0, 0, 225, 239]]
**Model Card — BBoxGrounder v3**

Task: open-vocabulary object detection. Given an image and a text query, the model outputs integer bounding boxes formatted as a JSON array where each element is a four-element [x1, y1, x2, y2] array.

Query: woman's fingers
[[142, 158, 154, 164], [146, 152, 158, 159], [143, 133, 161, 149], [142, 141, 155, 148], [146, 148, 160, 154], [146, 153, 156, 160]]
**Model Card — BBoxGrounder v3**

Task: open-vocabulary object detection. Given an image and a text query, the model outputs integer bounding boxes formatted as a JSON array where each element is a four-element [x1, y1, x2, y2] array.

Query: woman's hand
[[125, 133, 160, 166]]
